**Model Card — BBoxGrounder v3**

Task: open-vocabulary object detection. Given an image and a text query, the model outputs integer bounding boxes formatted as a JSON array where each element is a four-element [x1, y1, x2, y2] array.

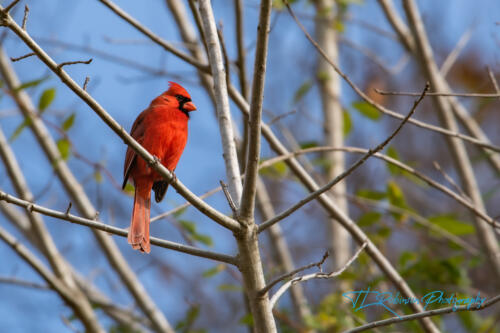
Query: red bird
[[123, 82, 196, 253]]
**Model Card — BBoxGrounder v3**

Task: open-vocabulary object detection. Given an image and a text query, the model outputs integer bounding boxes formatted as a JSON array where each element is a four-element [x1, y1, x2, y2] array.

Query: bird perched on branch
[[122, 82, 196, 253]]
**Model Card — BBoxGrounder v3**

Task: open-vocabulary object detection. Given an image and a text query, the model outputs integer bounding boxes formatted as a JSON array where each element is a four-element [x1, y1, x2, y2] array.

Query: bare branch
[[344, 294, 500, 333], [346, 194, 480, 256], [0, 43, 175, 332], [57, 58, 92, 69], [98, 0, 208, 71], [375, 89, 500, 98], [198, 0, 243, 205], [258, 83, 429, 232], [285, 2, 500, 154], [82, 76, 90, 91], [440, 28, 472, 76], [270, 242, 368, 309], [4, 0, 20, 13], [21, 4, 28, 30], [487, 66, 500, 94], [238, 0, 272, 222], [0, 13, 239, 232], [257, 145, 500, 232], [0, 225, 105, 332], [432, 161, 469, 200], [220, 180, 238, 216], [0, 190, 238, 265], [0, 276, 49, 290], [402, 0, 500, 283], [260, 251, 329, 296], [150, 186, 222, 222], [10, 52, 34, 62]]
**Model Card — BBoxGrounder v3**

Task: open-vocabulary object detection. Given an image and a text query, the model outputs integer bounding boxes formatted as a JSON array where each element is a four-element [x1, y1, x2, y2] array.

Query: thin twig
[[0, 12, 239, 232], [284, 2, 500, 154], [0, 276, 50, 290], [270, 242, 367, 309], [10, 52, 34, 62], [83, 76, 90, 91], [220, 180, 238, 216], [57, 58, 92, 69], [344, 294, 500, 333], [432, 161, 469, 200], [487, 66, 500, 95], [21, 5, 28, 30], [0, 190, 237, 265], [258, 83, 429, 232], [260, 251, 329, 296], [440, 28, 472, 76], [257, 145, 500, 232], [375, 88, 500, 98], [4, 0, 20, 13], [150, 186, 222, 223]]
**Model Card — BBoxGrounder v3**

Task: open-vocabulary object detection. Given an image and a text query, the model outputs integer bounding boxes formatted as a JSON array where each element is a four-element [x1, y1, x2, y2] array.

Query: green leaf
[[173, 206, 187, 218], [202, 264, 226, 278], [343, 110, 352, 137], [124, 183, 135, 195], [179, 220, 196, 233], [399, 251, 417, 268], [239, 313, 254, 326], [9, 118, 31, 141], [259, 160, 288, 178], [386, 181, 407, 221], [62, 113, 76, 131], [38, 87, 56, 112], [316, 70, 331, 82], [94, 170, 102, 183], [386, 181, 406, 208], [352, 101, 381, 120], [175, 305, 200, 332], [357, 211, 381, 227], [299, 141, 319, 149], [56, 138, 71, 160], [293, 80, 313, 104], [179, 220, 213, 247], [192, 233, 213, 247], [356, 189, 386, 201], [386, 146, 401, 175], [428, 214, 475, 236], [332, 20, 344, 32], [14, 76, 48, 92], [218, 284, 242, 292]]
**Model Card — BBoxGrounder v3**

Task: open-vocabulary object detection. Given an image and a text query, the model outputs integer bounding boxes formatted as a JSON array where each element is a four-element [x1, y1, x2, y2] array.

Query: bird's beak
[[183, 101, 197, 112]]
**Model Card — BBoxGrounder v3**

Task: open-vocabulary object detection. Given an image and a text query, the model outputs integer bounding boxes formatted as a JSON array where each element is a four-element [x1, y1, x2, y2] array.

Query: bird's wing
[[122, 109, 148, 189]]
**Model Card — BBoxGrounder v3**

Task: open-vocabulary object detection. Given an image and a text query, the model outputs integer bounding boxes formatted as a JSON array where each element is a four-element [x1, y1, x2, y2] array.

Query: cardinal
[[122, 82, 196, 253]]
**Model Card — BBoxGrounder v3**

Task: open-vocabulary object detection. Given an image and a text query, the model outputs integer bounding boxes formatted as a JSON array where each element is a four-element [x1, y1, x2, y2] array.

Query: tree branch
[[258, 83, 429, 232], [0, 43, 175, 332], [269, 242, 368, 309], [238, 0, 272, 222], [198, 0, 243, 206], [0, 190, 237, 265], [0, 10, 239, 232], [0, 225, 105, 332], [260, 251, 329, 296], [257, 145, 500, 232], [284, 2, 500, 154], [344, 294, 500, 333]]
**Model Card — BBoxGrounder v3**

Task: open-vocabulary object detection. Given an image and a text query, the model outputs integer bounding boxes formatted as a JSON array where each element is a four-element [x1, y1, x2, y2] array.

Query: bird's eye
[[175, 94, 191, 104]]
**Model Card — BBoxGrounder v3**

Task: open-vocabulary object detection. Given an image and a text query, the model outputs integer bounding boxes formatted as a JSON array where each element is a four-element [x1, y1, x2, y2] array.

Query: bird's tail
[[128, 184, 151, 253]]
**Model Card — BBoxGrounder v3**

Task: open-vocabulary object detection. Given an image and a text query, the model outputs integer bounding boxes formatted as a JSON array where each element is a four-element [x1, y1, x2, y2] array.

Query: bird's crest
[[166, 81, 190, 98]]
